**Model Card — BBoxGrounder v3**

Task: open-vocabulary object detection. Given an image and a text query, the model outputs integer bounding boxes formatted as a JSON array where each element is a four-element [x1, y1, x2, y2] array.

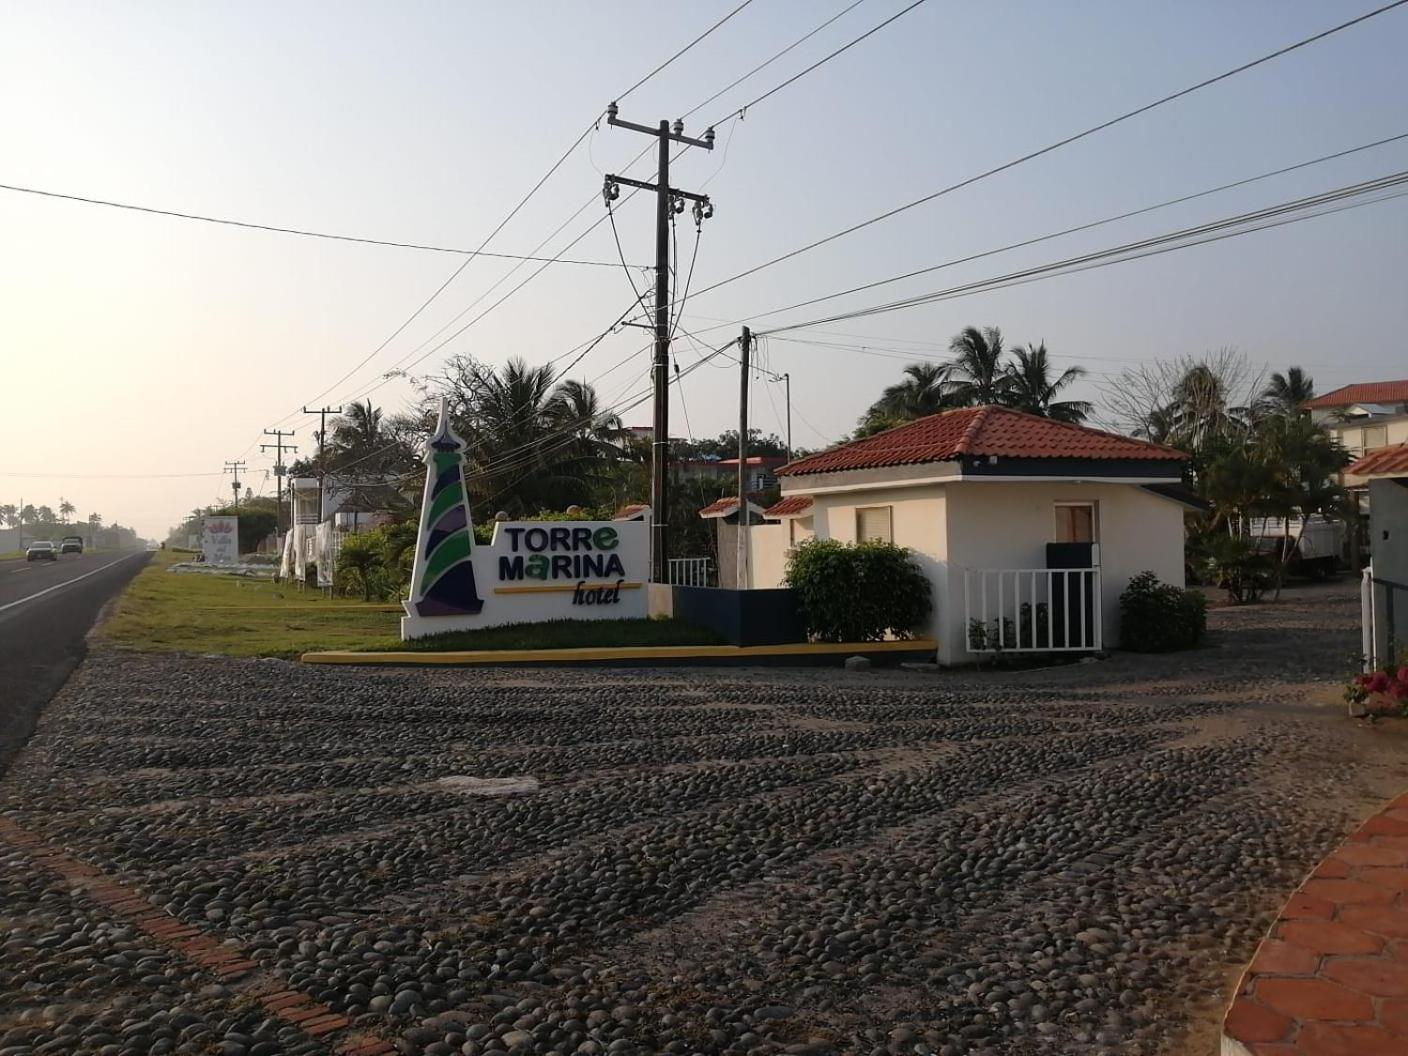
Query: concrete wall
[[942, 481, 1186, 662], [1368, 478, 1408, 662]]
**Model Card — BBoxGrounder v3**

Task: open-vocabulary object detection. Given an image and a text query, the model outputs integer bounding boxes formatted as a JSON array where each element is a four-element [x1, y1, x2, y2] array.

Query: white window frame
[[855, 505, 893, 544], [1053, 501, 1099, 544]]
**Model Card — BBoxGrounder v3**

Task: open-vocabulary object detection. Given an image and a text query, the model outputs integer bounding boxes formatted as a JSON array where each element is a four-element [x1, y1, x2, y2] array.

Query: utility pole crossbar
[[601, 101, 716, 584], [222, 460, 247, 508], [302, 406, 342, 521]]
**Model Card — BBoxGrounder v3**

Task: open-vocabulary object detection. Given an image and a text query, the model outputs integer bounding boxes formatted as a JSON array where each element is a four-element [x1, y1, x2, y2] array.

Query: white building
[[732, 406, 1197, 665]]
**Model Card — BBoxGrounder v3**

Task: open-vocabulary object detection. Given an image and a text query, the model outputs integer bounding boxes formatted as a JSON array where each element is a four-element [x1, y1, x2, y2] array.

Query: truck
[[1246, 515, 1343, 578]]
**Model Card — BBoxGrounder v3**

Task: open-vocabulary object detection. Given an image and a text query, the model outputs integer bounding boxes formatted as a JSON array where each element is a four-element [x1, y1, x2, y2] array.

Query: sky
[[2, 0, 1407, 538]]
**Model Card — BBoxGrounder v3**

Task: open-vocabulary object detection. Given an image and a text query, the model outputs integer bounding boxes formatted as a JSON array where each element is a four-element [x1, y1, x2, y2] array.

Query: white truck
[[1247, 515, 1344, 578]]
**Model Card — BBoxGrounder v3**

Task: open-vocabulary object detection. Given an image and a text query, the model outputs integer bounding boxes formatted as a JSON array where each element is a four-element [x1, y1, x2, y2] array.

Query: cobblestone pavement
[[3, 583, 1407, 1056]]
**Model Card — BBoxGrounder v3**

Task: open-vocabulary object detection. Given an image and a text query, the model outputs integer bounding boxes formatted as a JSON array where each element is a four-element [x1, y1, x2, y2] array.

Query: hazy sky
[[3, 0, 1407, 537]]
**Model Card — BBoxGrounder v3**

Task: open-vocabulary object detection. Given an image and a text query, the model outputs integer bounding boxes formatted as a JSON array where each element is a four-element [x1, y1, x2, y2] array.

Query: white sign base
[[401, 519, 648, 640]]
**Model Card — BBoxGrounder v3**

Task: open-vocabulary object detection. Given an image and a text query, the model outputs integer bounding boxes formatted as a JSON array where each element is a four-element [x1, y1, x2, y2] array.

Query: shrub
[[1119, 570, 1207, 652], [335, 519, 418, 601], [1206, 535, 1273, 604], [784, 538, 931, 642]]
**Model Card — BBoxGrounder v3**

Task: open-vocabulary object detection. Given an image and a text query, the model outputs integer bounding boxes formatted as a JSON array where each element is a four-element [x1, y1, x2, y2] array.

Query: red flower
[[1369, 671, 1391, 693], [1398, 665, 1408, 684]]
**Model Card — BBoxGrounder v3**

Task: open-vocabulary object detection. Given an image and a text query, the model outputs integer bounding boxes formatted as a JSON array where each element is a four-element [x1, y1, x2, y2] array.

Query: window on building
[[856, 505, 893, 543], [1363, 425, 1388, 451], [1054, 502, 1098, 543]]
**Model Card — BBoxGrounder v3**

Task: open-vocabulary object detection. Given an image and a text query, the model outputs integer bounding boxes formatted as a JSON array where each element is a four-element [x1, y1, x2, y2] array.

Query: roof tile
[[777, 406, 1185, 477], [763, 496, 813, 517], [1305, 380, 1408, 409], [1347, 444, 1408, 479]]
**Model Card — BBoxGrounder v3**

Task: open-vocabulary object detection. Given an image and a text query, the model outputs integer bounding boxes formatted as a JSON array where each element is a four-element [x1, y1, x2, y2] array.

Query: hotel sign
[[401, 400, 648, 640]]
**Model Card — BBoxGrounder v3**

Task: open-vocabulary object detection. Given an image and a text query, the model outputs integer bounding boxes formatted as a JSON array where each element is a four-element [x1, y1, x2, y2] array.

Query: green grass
[[99, 551, 720, 658]]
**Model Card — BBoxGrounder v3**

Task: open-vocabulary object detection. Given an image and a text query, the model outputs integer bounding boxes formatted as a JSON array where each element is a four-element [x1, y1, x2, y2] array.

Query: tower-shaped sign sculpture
[[404, 399, 484, 624]]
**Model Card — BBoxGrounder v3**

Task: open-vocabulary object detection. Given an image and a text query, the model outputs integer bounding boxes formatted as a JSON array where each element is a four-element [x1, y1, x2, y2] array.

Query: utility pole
[[303, 405, 342, 520], [782, 372, 792, 463], [737, 326, 751, 591], [223, 461, 247, 508], [260, 429, 298, 539], [603, 102, 715, 583]]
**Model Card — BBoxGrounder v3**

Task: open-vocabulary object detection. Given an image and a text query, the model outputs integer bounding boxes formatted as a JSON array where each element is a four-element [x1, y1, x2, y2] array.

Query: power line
[[756, 169, 1408, 334], [0, 182, 631, 265], [721, 0, 929, 120], [615, 0, 758, 102], [685, 0, 1408, 303], [680, 0, 873, 120], [680, 129, 1408, 337]]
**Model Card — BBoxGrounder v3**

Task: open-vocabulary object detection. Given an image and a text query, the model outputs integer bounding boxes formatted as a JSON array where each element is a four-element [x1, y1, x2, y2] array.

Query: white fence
[[668, 557, 714, 587], [964, 567, 1103, 654]]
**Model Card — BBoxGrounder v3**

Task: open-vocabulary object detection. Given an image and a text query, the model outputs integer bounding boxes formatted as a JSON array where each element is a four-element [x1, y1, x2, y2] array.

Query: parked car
[[60, 536, 84, 554], [26, 541, 58, 562]]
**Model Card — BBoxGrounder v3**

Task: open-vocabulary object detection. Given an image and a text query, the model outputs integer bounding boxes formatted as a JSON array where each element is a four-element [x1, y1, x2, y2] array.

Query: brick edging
[[0, 815, 395, 1055], [1220, 792, 1408, 1054]]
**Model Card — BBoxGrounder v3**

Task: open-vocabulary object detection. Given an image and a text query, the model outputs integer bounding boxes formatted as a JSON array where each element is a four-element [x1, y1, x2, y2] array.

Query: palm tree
[[0, 504, 16, 529], [1258, 367, 1315, 417], [546, 378, 624, 456], [878, 362, 954, 418], [87, 512, 102, 547], [1004, 343, 1091, 422], [59, 498, 75, 523], [331, 400, 385, 468], [947, 326, 1013, 406]]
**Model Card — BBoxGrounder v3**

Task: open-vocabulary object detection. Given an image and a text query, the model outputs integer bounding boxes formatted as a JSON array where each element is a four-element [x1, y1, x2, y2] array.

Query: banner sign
[[401, 401, 647, 639], [202, 516, 239, 567]]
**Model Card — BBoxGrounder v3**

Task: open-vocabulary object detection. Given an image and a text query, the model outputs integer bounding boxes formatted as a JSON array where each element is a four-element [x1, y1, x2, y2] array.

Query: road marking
[[0, 553, 145, 616]]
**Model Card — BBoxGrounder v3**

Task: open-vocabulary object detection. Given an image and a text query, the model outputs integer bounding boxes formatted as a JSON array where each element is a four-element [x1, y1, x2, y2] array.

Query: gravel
[[1, 581, 1404, 1055]]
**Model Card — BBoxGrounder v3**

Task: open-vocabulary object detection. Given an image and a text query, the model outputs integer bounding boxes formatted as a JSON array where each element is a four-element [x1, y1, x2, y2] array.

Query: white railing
[[668, 557, 713, 587], [963, 567, 1103, 654], [1362, 563, 1377, 671]]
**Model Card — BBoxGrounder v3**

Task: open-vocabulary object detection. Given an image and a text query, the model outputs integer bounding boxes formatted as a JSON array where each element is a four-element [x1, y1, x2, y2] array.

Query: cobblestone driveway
[[2, 583, 1406, 1056]]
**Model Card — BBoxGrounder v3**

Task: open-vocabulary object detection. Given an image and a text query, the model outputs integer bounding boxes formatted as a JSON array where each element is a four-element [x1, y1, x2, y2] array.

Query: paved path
[[2, 580, 1408, 1056], [0, 549, 149, 774]]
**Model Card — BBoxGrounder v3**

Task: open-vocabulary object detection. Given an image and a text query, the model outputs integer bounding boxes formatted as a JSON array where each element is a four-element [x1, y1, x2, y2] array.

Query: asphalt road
[[0, 548, 150, 775]]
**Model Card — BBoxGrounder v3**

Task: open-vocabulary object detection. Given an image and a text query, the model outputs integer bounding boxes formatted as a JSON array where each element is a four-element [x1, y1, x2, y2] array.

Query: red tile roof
[[698, 497, 741, 518], [1305, 380, 1408, 409], [777, 406, 1185, 477], [763, 496, 814, 517], [1346, 443, 1408, 478], [612, 504, 649, 520]]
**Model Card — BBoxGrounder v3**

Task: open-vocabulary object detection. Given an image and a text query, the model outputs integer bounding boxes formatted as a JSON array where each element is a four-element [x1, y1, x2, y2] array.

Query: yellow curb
[[301, 639, 938, 666]]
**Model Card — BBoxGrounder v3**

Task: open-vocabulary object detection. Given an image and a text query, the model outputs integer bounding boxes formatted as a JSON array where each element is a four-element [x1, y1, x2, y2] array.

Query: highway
[[0, 549, 150, 774]]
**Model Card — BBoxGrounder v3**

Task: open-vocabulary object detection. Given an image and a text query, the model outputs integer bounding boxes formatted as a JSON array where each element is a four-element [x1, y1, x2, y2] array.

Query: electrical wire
[[678, 129, 1408, 337], [756, 170, 1408, 334], [684, 0, 1408, 304], [0, 182, 629, 265], [681, 0, 873, 120], [722, 0, 929, 120], [615, 0, 758, 103]]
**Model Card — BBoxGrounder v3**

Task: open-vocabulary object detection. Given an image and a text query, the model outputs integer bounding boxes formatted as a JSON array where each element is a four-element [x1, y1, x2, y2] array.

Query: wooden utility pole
[[302, 405, 342, 520], [602, 103, 715, 583], [737, 326, 751, 590], [222, 461, 247, 508], [260, 429, 298, 539]]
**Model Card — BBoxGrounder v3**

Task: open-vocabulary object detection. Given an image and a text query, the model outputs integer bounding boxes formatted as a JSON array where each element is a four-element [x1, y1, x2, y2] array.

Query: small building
[[1346, 444, 1408, 666], [737, 406, 1194, 665]]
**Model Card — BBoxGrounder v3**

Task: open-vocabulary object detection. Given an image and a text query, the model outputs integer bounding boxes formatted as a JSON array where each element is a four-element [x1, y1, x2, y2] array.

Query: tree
[[20, 505, 37, 526], [1004, 343, 1091, 422], [418, 355, 620, 517], [0, 505, 15, 529], [35, 505, 56, 525], [59, 498, 75, 523], [947, 326, 1013, 406], [1258, 367, 1315, 418], [332, 400, 385, 460]]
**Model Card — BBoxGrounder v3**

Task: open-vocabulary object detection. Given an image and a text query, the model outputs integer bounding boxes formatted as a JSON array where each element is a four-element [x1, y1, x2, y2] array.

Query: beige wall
[[941, 481, 1185, 662]]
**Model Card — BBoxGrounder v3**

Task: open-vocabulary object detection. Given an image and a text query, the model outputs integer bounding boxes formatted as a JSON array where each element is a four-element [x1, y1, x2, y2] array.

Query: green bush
[[1119, 570, 1207, 652], [1205, 534, 1273, 604], [335, 519, 418, 601], [784, 538, 931, 642]]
